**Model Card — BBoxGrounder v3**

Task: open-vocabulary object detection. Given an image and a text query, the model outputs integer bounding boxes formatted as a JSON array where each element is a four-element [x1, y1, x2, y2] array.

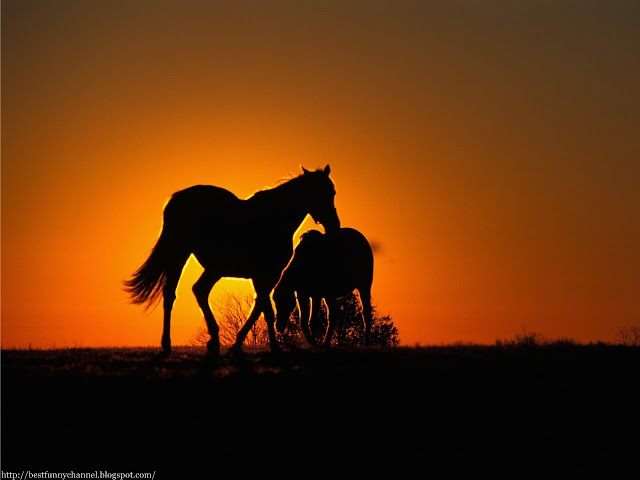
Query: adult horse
[[124, 165, 340, 356], [273, 228, 373, 347]]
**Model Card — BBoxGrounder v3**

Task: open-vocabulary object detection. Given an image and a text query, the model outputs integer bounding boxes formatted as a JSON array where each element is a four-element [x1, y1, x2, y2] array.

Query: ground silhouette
[[2, 344, 638, 476]]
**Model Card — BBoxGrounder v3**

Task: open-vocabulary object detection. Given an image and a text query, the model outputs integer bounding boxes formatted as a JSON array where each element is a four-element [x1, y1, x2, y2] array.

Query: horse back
[[162, 185, 292, 277], [331, 228, 374, 282], [167, 184, 238, 209]]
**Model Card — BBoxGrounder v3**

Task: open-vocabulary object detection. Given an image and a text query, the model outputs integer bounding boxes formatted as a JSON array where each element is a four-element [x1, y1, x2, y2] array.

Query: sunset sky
[[2, 0, 639, 348]]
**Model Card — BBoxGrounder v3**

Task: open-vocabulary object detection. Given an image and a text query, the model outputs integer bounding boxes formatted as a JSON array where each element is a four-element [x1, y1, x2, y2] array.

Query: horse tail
[[123, 229, 171, 310]]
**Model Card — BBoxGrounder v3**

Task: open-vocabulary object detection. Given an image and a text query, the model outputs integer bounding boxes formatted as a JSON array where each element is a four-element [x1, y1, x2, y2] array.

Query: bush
[[301, 293, 400, 347], [191, 291, 399, 348]]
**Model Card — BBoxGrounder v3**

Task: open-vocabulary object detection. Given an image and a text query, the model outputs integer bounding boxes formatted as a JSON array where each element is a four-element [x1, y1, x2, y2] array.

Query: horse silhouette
[[124, 165, 340, 356], [274, 227, 373, 346]]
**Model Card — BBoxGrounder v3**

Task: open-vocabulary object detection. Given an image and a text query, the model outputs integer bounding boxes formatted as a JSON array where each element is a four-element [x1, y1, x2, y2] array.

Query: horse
[[123, 165, 340, 356], [273, 227, 374, 347]]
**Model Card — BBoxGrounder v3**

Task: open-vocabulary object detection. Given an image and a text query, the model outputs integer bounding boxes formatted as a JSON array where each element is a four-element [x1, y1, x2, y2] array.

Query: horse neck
[[249, 177, 309, 234]]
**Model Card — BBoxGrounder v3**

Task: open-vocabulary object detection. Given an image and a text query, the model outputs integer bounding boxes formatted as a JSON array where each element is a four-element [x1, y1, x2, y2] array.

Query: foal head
[[300, 165, 340, 233]]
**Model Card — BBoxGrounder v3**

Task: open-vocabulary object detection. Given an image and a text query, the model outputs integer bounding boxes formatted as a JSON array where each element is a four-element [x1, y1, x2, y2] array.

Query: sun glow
[[2, 1, 639, 348]]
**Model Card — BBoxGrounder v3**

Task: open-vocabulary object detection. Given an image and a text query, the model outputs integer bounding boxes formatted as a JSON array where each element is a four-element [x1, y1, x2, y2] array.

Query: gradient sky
[[2, 0, 639, 348]]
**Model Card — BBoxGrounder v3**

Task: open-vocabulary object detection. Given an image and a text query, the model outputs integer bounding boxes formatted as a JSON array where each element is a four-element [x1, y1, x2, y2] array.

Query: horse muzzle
[[321, 213, 341, 234]]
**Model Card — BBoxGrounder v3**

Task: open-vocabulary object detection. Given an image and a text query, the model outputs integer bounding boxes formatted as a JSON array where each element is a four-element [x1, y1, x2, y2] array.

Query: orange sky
[[2, 0, 639, 348]]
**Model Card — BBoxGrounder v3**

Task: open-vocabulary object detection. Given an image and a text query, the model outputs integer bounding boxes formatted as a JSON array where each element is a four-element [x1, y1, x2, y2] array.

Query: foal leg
[[309, 297, 323, 343], [360, 289, 373, 346], [298, 296, 315, 345], [192, 270, 221, 356], [323, 298, 338, 347]]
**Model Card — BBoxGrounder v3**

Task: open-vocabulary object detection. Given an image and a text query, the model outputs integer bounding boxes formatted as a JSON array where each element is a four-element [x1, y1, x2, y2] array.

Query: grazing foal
[[274, 228, 374, 346]]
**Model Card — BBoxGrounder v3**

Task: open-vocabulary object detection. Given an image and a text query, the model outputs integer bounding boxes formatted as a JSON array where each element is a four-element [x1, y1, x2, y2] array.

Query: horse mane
[[246, 170, 310, 202]]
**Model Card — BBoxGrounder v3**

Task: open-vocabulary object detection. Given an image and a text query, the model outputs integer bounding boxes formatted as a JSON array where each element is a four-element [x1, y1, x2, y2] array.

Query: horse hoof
[[206, 339, 220, 357], [226, 344, 243, 359], [203, 350, 221, 365]]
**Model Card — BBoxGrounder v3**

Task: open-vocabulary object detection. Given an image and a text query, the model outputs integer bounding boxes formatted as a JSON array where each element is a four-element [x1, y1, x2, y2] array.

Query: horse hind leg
[[161, 253, 190, 354], [192, 270, 222, 356]]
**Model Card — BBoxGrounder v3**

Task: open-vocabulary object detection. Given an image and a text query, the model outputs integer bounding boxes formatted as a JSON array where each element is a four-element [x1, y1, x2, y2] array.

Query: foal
[[274, 228, 374, 346]]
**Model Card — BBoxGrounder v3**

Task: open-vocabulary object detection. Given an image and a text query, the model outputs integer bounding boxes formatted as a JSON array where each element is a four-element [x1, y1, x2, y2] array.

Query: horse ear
[[301, 166, 310, 175], [323, 164, 331, 175]]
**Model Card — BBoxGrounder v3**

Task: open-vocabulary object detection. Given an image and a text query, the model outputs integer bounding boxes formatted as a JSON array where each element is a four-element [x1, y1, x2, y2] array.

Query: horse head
[[301, 165, 340, 233]]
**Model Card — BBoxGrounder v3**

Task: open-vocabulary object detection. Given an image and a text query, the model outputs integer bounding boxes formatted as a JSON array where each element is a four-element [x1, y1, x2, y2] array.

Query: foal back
[[302, 228, 374, 299]]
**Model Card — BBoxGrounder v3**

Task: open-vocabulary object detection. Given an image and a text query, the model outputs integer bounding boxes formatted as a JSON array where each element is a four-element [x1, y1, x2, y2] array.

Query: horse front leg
[[193, 270, 221, 357], [261, 295, 280, 353], [230, 279, 281, 356], [229, 297, 262, 356], [230, 291, 281, 355]]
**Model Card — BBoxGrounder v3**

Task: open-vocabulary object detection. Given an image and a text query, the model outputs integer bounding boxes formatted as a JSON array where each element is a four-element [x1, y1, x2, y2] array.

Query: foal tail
[[123, 229, 171, 310]]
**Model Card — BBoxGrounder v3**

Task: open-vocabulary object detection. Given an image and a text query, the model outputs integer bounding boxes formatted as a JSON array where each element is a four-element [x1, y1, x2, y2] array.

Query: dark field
[[2, 344, 638, 476]]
